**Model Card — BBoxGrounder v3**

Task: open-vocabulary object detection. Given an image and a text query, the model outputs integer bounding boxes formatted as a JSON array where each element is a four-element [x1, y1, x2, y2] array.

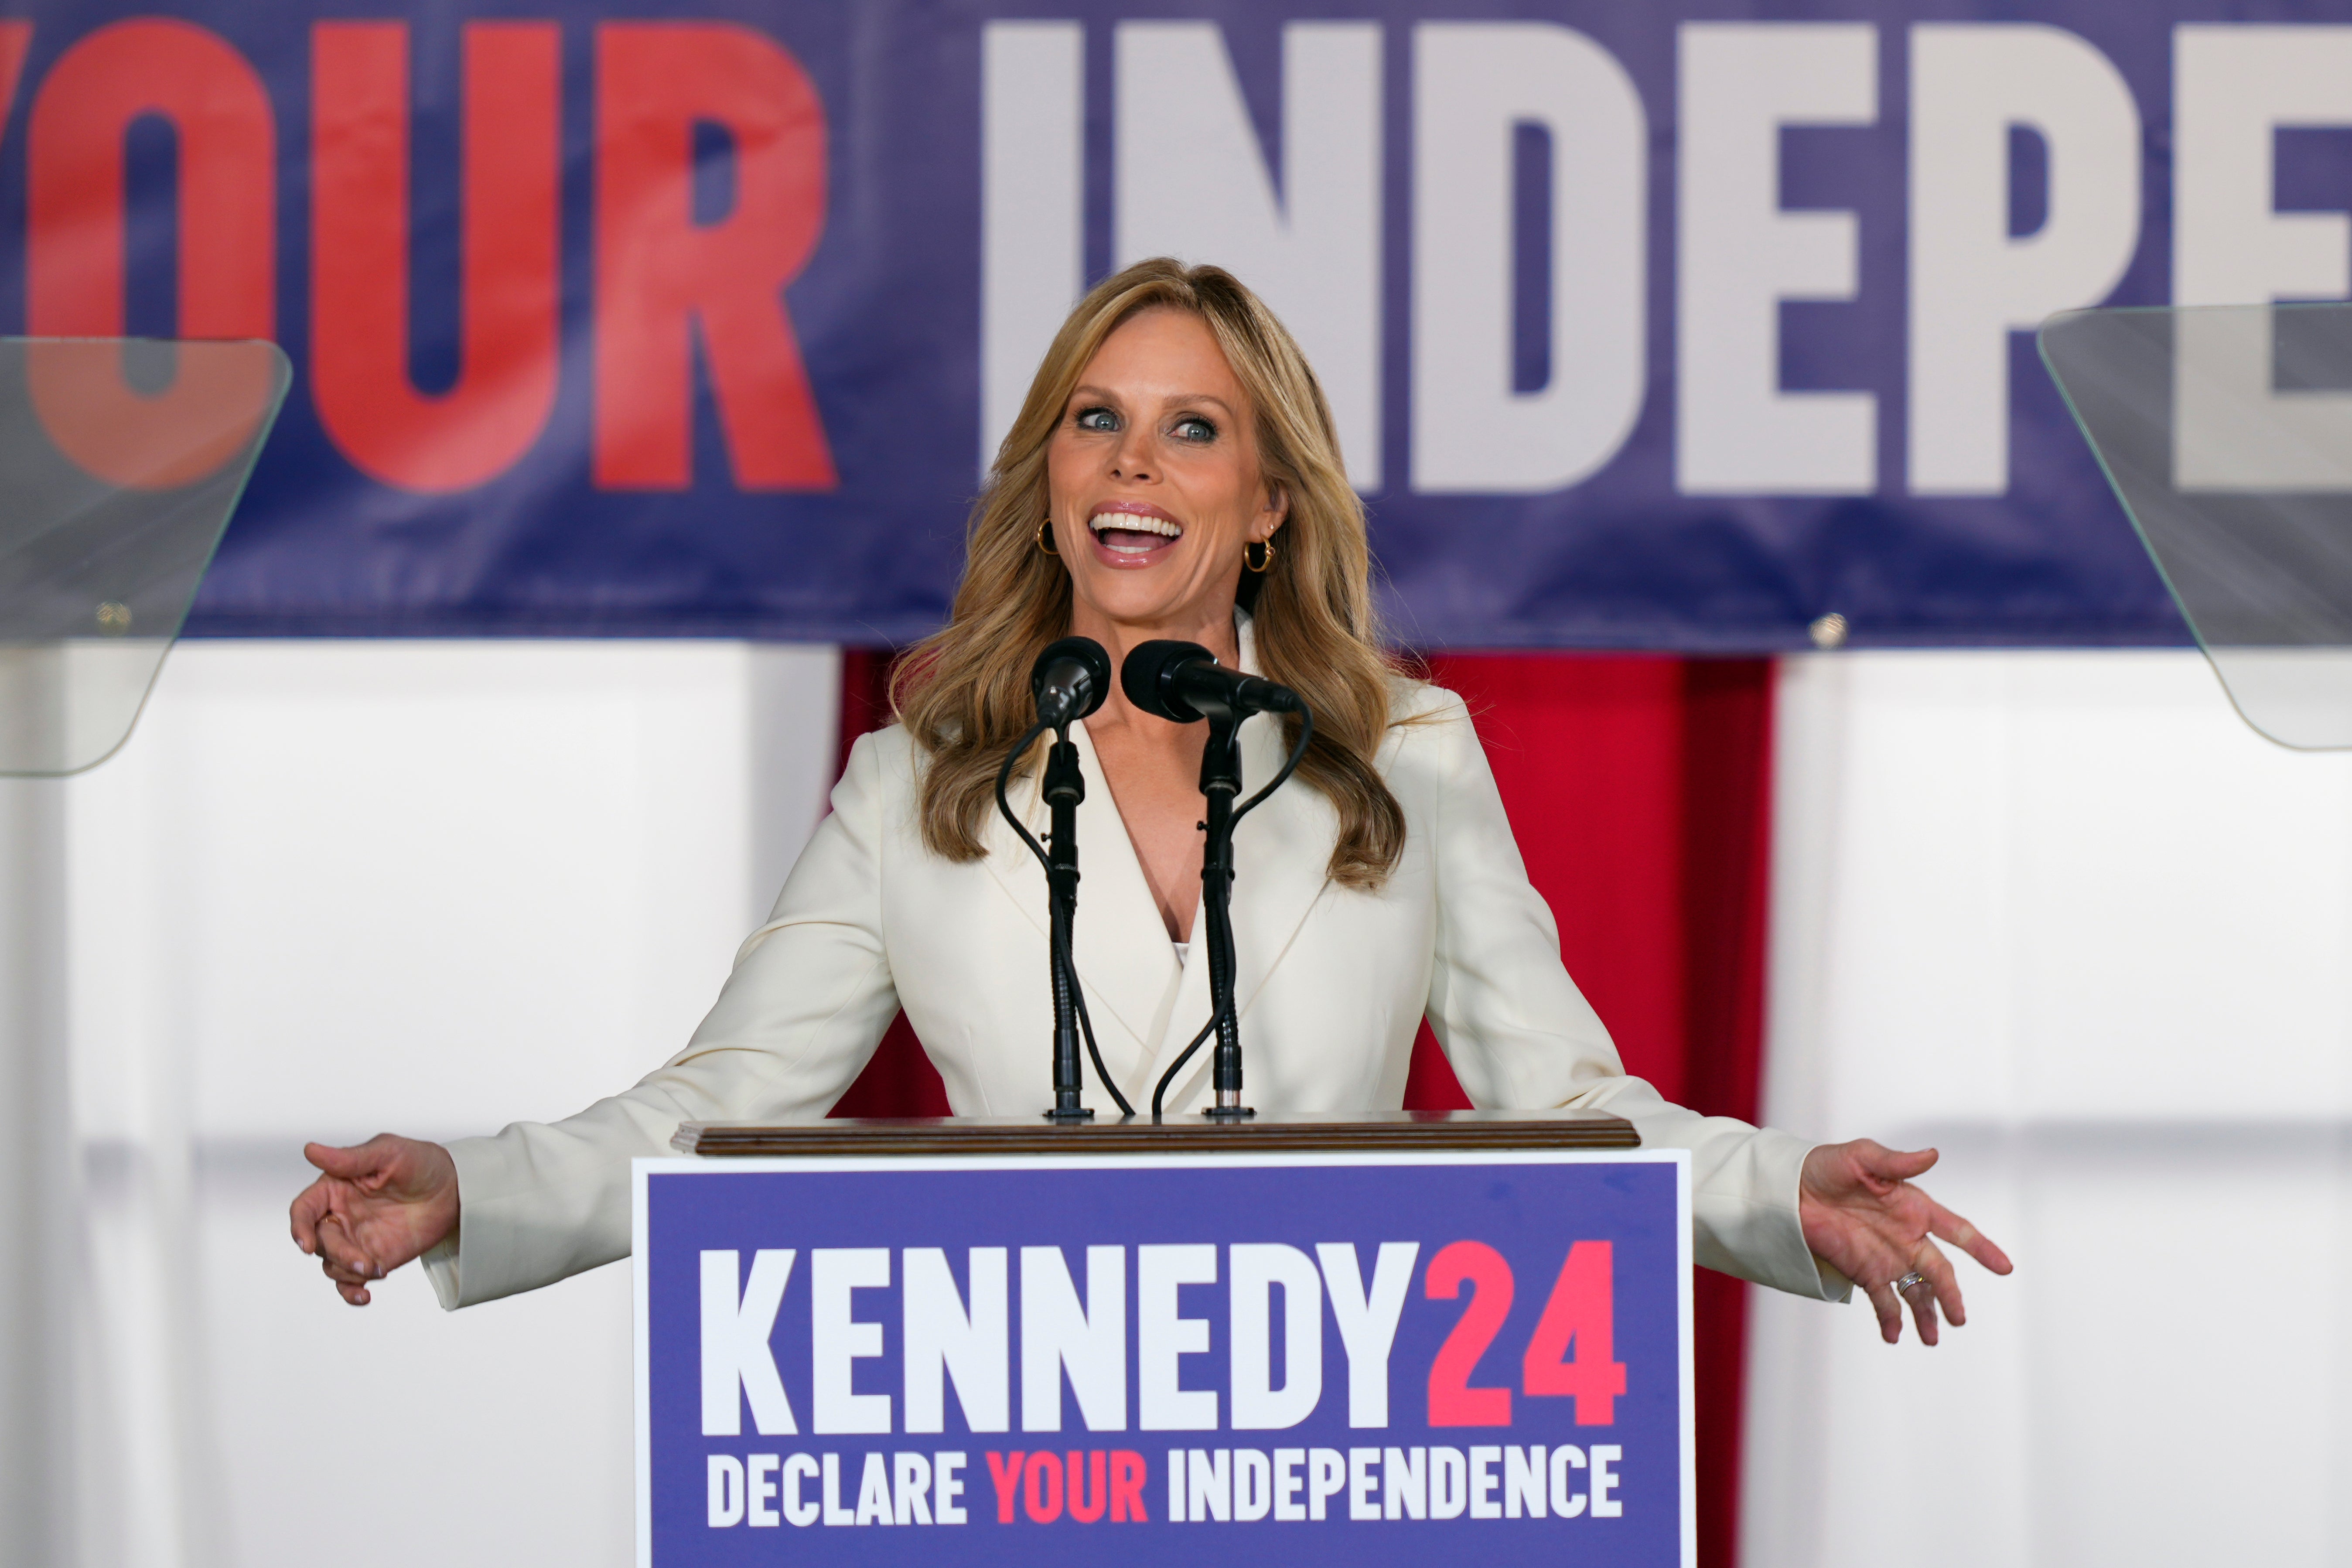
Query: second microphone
[[1120, 639, 1304, 722]]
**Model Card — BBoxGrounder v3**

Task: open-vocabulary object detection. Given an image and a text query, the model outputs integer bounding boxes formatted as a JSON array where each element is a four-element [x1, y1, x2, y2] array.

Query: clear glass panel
[[2040, 303, 2352, 749], [0, 338, 289, 775]]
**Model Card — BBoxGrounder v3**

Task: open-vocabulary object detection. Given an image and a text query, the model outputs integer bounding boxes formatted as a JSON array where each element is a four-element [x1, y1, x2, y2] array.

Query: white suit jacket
[[424, 633, 1844, 1310]]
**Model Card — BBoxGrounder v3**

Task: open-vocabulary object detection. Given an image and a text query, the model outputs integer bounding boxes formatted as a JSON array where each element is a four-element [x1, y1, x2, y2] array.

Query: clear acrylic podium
[[0, 335, 290, 776], [2042, 302, 2352, 749], [0, 337, 287, 1568]]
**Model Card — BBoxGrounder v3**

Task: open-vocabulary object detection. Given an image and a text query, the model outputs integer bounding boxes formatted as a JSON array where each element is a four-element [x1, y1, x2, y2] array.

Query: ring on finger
[[1891, 1270, 1929, 1295]]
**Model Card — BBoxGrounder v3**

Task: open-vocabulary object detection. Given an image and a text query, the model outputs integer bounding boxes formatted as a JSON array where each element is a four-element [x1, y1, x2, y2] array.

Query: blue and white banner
[[7, 2, 2339, 646], [634, 1151, 1692, 1566]]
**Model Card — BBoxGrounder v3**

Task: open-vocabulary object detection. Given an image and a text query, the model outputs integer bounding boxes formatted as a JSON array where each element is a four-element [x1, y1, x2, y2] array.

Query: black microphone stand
[[1195, 715, 1253, 1120], [1041, 729, 1092, 1122], [1000, 635, 1131, 1122], [1127, 638, 1313, 1120]]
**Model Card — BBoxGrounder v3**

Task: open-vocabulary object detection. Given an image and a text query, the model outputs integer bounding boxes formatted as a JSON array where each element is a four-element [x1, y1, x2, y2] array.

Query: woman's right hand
[[288, 1134, 460, 1306]]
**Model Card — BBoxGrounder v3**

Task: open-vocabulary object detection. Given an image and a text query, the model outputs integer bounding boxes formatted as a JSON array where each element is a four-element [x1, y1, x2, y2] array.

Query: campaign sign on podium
[[634, 1150, 1692, 1568]]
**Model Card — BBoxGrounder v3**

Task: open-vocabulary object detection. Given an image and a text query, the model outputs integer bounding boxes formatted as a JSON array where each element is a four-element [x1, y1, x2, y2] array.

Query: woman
[[292, 259, 2008, 1343]]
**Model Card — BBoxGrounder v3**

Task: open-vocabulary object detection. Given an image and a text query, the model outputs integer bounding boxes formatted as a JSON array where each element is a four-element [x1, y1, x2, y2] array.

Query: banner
[[7, 2, 2342, 646], [635, 1151, 1691, 1566]]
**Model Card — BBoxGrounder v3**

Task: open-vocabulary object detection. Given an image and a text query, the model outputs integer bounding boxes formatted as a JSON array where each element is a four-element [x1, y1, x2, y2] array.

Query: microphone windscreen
[[1120, 639, 1214, 722], [1032, 636, 1113, 721]]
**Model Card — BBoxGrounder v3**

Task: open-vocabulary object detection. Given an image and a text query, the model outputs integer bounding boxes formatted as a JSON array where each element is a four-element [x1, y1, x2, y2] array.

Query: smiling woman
[[291, 259, 2008, 1356], [901, 260, 1405, 907]]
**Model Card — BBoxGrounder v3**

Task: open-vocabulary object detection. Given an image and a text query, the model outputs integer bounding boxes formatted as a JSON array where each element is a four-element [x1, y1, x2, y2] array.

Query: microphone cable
[[1149, 706, 1314, 1117], [996, 721, 1136, 1117], [1233, 705, 1311, 822]]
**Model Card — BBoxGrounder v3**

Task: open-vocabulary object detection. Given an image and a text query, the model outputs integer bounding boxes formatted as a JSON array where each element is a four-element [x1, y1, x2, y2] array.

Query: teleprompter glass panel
[[0, 338, 289, 775], [2041, 303, 2352, 749]]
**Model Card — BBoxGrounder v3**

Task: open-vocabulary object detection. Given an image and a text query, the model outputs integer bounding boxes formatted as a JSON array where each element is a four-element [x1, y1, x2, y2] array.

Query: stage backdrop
[[12, 0, 2349, 648]]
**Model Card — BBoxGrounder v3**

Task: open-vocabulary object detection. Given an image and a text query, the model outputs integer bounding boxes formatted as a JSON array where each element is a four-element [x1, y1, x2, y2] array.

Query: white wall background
[[1744, 651, 2352, 1568], [26, 641, 2352, 1566], [54, 641, 840, 1568]]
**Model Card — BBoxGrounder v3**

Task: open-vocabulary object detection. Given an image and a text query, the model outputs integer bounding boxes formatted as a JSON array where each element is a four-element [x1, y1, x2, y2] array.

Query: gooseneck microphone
[[1119, 641, 1314, 1119], [997, 637, 1133, 1120]]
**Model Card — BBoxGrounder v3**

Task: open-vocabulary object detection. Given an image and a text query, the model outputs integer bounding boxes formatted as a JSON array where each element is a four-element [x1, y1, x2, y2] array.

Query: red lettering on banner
[[983, 1450, 1024, 1523], [26, 19, 276, 488], [1522, 1241, 1628, 1425], [1065, 1449, 1106, 1522], [1425, 1240, 1514, 1427], [1108, 1450, 1149, 1522], [593, 21, 836, 490], [0, 25, 27, 134], [1023, 1449, 1065, 1523], [311, 21, 558, 492]]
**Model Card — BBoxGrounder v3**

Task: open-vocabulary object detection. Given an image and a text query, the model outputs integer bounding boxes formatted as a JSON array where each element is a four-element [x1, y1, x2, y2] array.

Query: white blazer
[[424, 625, 1844, 1311]]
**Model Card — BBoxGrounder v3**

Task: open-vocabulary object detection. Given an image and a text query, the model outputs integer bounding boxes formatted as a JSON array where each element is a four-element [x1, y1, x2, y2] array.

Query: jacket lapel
[[1065, 716, 1187, 1069], [976, 745, 1049, 942], [1225, 709, 1337, 1018], [1143, 618, 1336, 1106], [978, 721, 1181, 1099]]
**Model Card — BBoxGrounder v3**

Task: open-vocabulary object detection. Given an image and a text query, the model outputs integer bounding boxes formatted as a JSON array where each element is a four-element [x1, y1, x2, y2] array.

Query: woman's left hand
[[1799, 1140, 2013, 1346]]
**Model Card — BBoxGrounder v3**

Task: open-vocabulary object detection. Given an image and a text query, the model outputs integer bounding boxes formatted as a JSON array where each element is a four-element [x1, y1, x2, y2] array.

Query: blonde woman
[[292, 260, 2008, 1343]]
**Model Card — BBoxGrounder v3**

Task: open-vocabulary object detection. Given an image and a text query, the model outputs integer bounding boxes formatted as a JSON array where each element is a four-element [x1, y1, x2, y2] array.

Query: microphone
[[1119, 641, 1314, 1121], [1120, 640, 1303, 724], [1031, 637, 1112, 728], [1006, 633, 1131, 1120]]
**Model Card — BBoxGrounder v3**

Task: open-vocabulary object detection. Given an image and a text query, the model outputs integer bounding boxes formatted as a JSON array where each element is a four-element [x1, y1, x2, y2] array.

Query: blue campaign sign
[[633, 1151, 1693, 1568]]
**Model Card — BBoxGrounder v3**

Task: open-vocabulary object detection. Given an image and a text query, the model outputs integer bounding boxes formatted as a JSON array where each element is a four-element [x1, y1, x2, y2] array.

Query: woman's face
[[1044, 307, 1287, 635]]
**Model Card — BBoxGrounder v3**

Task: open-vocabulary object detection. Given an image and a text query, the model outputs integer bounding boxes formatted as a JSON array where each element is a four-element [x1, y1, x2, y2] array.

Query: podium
[[672, 1107, 1641, 1156], [634, 1110, 1691, 1568], [2042, 300, 2352, 749], [0, 337, 286, 1568]]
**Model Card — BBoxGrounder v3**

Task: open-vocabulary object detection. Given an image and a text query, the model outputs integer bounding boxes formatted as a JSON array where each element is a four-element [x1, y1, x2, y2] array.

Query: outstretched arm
[[1413, 688, 2014, 1327], [1800, 1139, 2014, 1345], [289, 1134, 460, 1306], [285, 728, 908, 1310], [1415, 689, 1828, 1300]]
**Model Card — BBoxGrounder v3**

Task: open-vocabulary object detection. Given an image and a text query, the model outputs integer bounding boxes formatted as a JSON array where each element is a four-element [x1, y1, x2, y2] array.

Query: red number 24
[[1424, 1240, 1628, 1427]]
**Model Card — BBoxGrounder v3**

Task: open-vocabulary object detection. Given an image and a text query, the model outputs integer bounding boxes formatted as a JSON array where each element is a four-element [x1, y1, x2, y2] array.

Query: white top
[[422, 620, 1842, 1311]]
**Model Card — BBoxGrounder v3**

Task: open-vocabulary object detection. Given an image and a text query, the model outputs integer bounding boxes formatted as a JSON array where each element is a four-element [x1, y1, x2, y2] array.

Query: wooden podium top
[[671, 1107, 1639, 1158]]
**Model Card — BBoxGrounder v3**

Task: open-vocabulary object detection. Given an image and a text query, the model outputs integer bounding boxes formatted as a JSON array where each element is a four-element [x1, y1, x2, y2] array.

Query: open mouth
[[1088, 509, 1183, 560]]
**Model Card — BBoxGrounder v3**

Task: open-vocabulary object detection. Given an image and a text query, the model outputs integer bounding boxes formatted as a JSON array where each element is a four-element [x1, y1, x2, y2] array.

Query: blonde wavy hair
[[894, 258, 1411, 888]]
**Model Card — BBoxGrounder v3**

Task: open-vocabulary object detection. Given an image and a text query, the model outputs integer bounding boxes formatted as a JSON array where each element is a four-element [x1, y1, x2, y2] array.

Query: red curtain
[[1420, 655, 1772, 1568], [823, 647, 1773, 1568], [824, 648, 954, 1118]]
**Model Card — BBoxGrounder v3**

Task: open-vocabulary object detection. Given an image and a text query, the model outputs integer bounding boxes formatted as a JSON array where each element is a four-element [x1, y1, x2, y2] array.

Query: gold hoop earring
[[1245, 535, 1277, 574], [1036, 516, 1060, 557]]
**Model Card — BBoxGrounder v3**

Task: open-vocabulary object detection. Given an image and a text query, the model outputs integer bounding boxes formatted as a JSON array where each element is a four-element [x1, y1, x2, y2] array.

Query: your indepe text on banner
[[17, 2, 2352, 646], [633, 1151, 1693, 1568]]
